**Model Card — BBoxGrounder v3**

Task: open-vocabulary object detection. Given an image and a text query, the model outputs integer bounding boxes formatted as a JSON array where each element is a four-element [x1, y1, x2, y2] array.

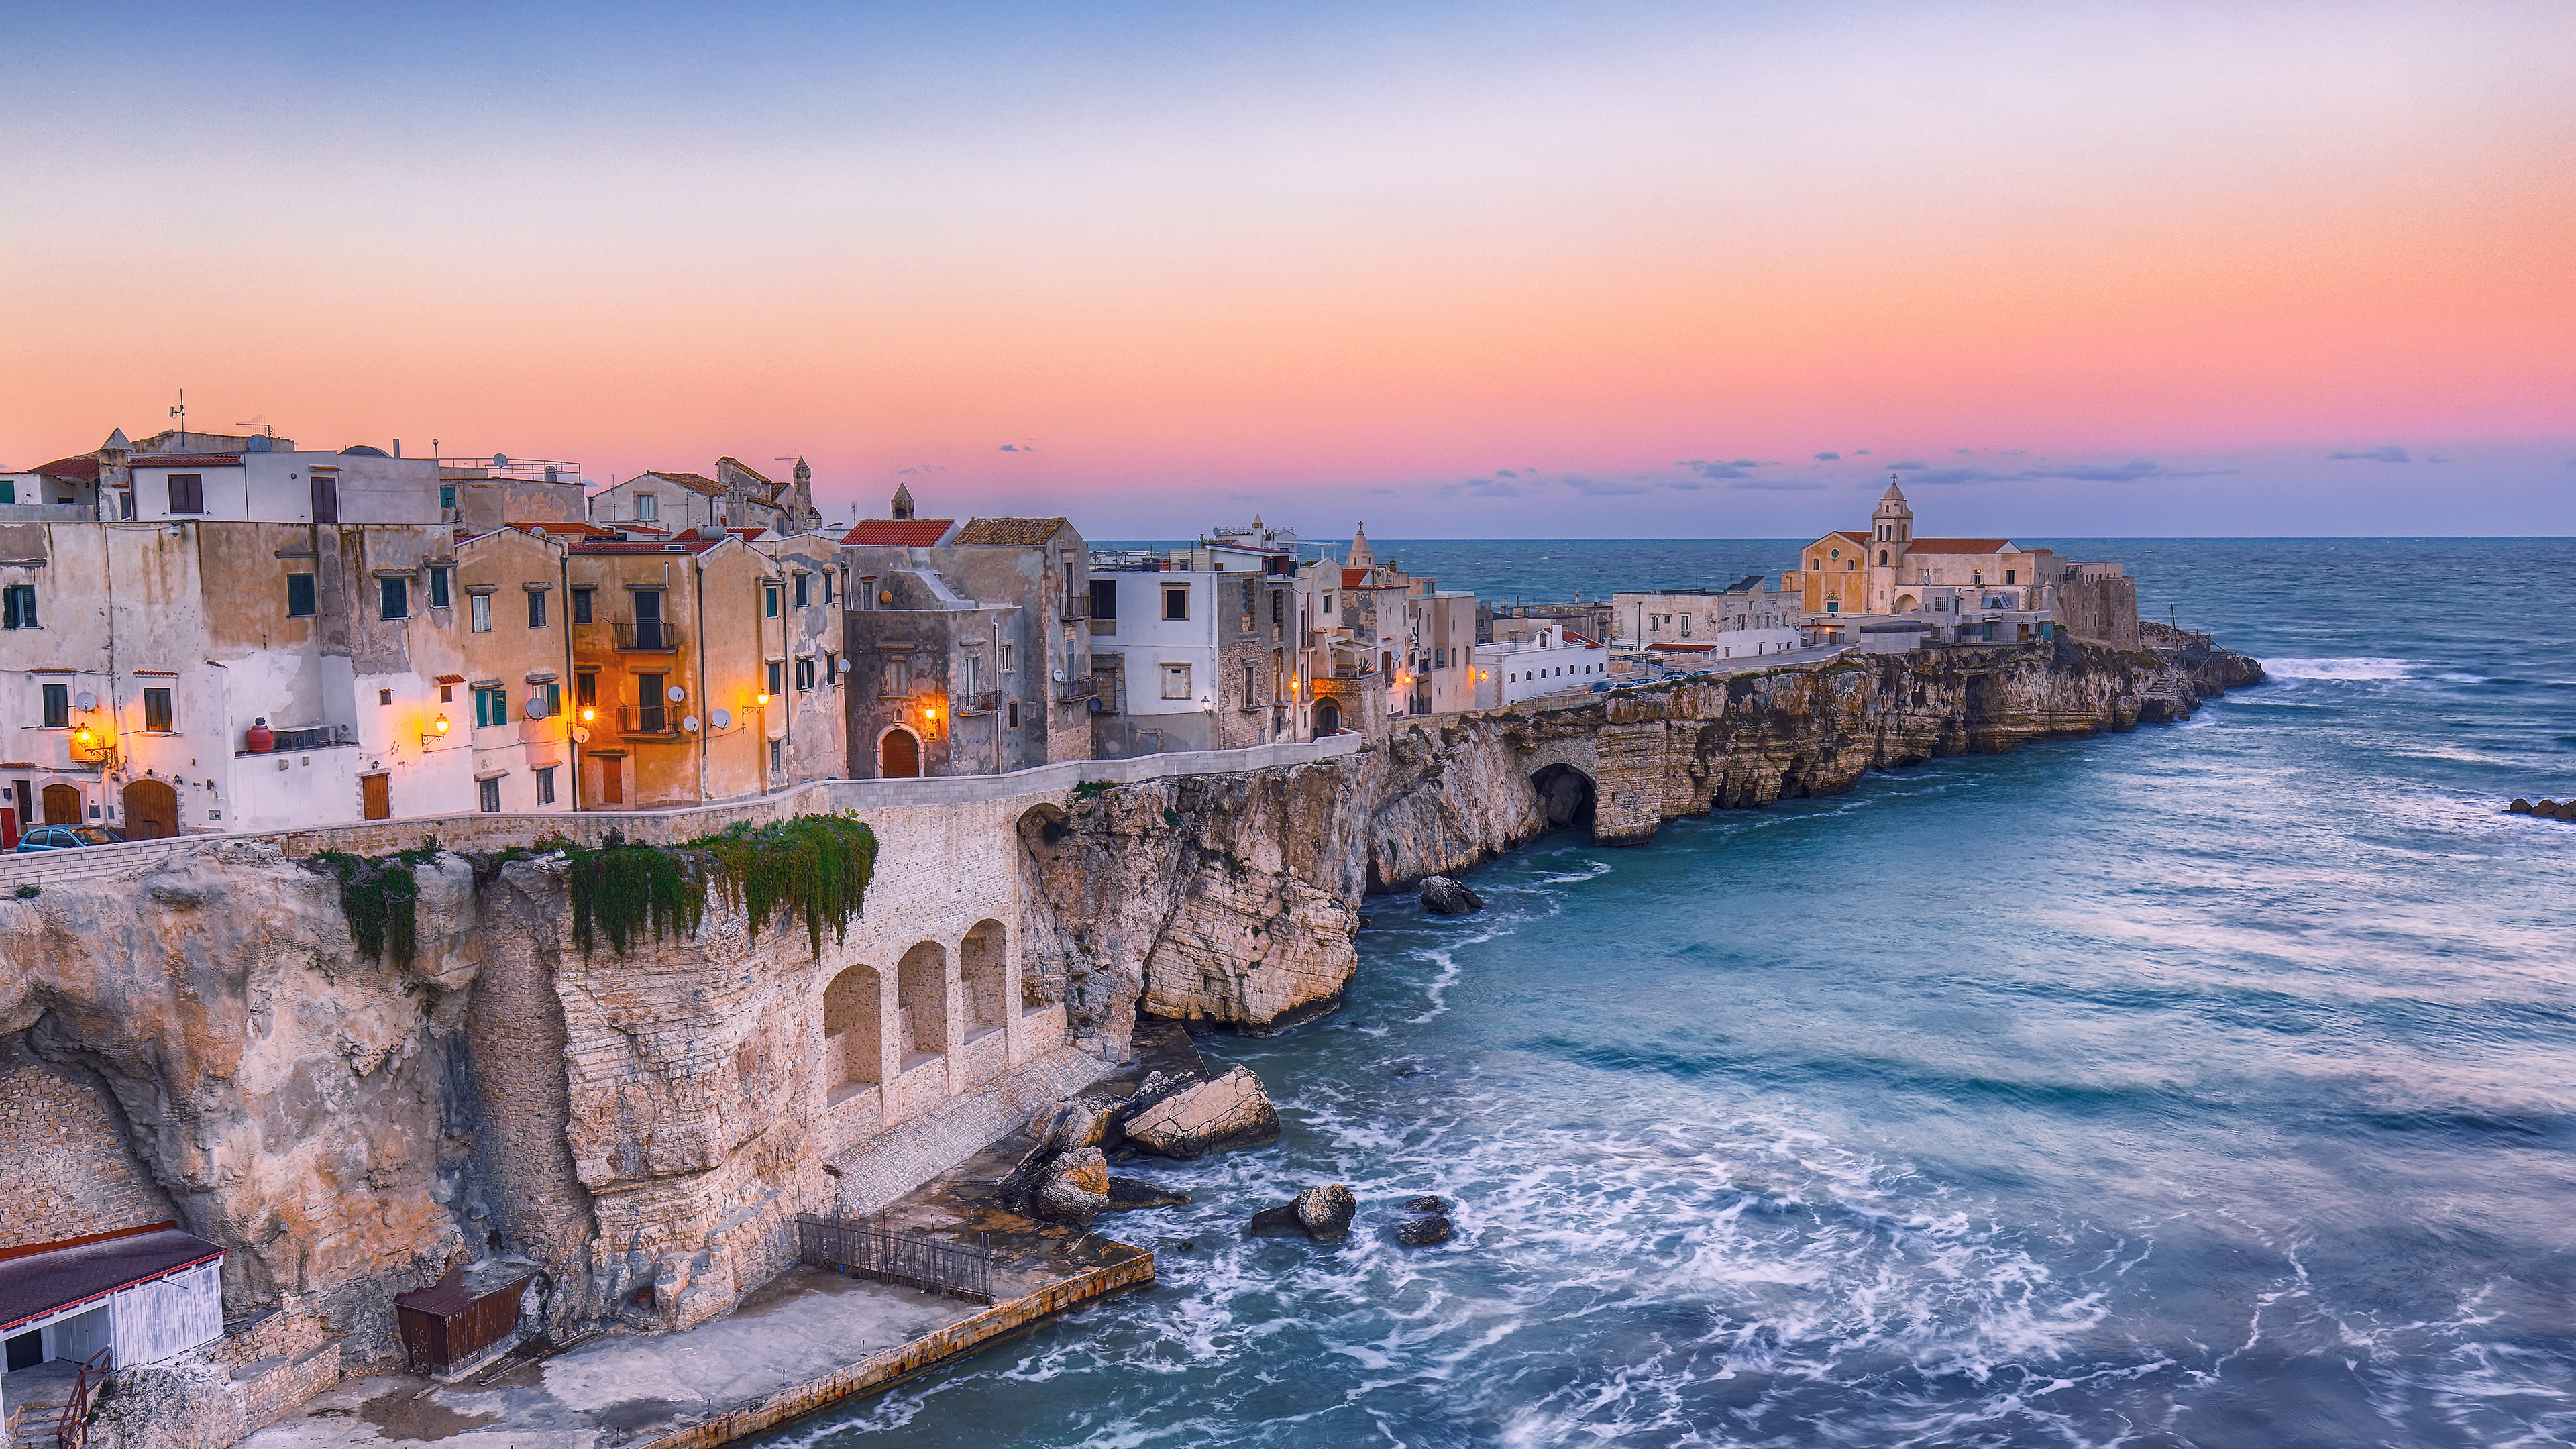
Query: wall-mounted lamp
[[922, 704, 941, 722], [755, 692, 770, 707], [423, 714, 451, 747], [580, 706, 596, 723]]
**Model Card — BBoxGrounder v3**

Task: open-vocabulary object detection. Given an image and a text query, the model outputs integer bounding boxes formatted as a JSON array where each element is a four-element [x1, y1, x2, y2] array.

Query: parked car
[[14, 825, 122, 852]]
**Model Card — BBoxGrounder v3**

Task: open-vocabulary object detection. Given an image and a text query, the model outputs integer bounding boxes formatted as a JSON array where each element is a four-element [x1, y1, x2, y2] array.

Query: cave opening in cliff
[[1532, 764, 1597, 835]]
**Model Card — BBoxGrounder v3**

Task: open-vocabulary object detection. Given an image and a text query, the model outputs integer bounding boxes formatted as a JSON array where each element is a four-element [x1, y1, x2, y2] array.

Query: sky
[[3, 1, 2571, 538]]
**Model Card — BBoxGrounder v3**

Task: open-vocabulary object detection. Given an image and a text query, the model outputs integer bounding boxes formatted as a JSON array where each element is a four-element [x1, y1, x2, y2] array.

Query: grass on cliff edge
[[315, 814, 877, 965]]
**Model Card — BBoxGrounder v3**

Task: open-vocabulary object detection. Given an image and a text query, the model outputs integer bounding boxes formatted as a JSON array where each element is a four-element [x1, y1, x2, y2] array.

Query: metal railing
[[796, 1214, 995, 1303], [270, 723, 350, 752], [956, 690, 999, 715], [613, 621, 682, 652], [1051, 674, 1097, 702], [1059, 597, 1091, 621], [619, 704, 678, 736], [58, 1346, 111, 1449], [439, 458, 582, 485]]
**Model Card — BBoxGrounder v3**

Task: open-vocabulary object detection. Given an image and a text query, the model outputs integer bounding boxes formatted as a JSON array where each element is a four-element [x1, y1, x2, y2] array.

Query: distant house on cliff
[[1779, 482, 2139, 648]]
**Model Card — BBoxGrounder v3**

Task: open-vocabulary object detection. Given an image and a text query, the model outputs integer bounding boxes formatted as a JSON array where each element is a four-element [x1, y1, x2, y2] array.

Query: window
[[478, 777, 501, 813], [2, 585, 34, 630], [1242, 663, 1255, 703], [380, 576, 409, 619], [310, 474, 338, 523], [474, 686, 509, 727], [635, 492, 659, 521], [882, 657, 908, 696], [527, 590, 547, 628], [1241, 579, 1256, 616], [769, 738, 783, 771], [531, 680, 561, 717], [1271, 590, 1285, 633], [822, 650, 837, 684], [999, 644, 1015, 674], [535, 767, 556, 805], [576, 672, 597, 706], [1322, 592, 1334, 615], [2004, 570, 2015, 586], [794, 573, 810, 607], [429, 568, 451, 609], [796, 657, 816, 691], [637, 673, 668, 731], [1161, 662, 1191, 698], [166, 474, 205, 514], [1005, 699, 1020, 728], [276, 570, 315, 619], [381, 688, 394, 705], [1163, 587, 1189, 621], [767, 660, 784, 696], [470, 593, 492, 632], [0, 479, 10, 503], [439, 484, 458, 511], [1085, 579, 1118, 620], [764, 584, 781, 619], [822, 571, 835, 604], [142, 688, 173, 732], [571, 588, 594, 624], [42, 683, 68, 728]]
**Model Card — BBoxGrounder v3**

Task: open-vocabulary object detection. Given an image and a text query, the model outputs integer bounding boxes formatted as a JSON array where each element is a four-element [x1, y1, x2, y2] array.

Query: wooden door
[[361, 773, 390, 821], [600, 757, 623, 804], [878, 729, 920, 779], [42, 783, 80, 824], [123, 779, 178, 839]]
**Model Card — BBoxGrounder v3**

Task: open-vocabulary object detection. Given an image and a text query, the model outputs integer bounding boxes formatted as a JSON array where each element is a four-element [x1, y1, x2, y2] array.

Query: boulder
[[1123, 1065, 1281, 1159], [1105, 1176, 1192, 1210], [2508, 798, 2534, 814], [1404, 1195, 1450, 1214], [1419, 875, 1485, 916], [1248, 1184, 1355, 1242], [1032, 1146, 1110, 1226], [1395, 1214, 1453, 1246]]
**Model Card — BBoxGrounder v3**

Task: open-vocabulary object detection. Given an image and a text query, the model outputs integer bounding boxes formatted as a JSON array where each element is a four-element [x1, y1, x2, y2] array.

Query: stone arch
[[1313, 699, 1342, 737], [122, 779, 177, 839], [961, 920, 1006, 1042], [877, 726, 922, 779], [1532, 763, 1596, 832], [820, 963, 883, 1097], [1894, 593, 1919, 613], [894, 941, 949, 1067]]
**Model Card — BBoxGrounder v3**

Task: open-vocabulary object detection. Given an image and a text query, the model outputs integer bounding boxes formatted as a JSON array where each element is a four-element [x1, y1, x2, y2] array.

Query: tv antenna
[[168, 389, 184, 435], [233, 419, 274, 437]]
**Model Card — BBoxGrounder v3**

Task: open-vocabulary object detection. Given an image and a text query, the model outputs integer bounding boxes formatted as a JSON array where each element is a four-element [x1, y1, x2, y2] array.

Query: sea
[[773, 538, 2576, 1448]]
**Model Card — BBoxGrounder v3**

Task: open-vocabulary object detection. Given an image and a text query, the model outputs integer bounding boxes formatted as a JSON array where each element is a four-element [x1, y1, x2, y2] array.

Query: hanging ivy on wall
[[555, 814, 876, 959], [313, 840, 442, 970]]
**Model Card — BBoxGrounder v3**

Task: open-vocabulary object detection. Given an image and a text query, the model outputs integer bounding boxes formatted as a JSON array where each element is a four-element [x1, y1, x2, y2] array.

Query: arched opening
[[40, 784, 80, 824], [878, 727, 922, 778], [895, 941, 948, 1069], [1313, 699, 1342, 737], [1531, 763, 1596, 833], [820, 964, 883, 1099], [1894, 594, 1919, 613], [121, 780, 177, 839], [961, 920, 1006, 1043]]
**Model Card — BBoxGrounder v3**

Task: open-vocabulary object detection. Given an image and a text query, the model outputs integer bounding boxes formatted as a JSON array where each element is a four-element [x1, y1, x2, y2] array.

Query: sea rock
[[1122, 1065, 1281, 1159], [2509, 798, 2533, 814], [1032, 1146, 1110, 1226], [1394, 1215, 1453, 1246], [1246, 1184, 1356, 1242], [1104, 1176, 1192, 1210], [1404, 1195, 1450, 1214], [1419, 876, 1485, 916]]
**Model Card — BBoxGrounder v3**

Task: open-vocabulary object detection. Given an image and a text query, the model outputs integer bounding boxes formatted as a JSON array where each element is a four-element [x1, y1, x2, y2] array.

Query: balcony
[[956, 690, 1000, 716], [270, 722, 348, 752], [618, 705, 680, 737], [612, 621, 683, 653], [1051, 675, 1097, 703], [1059, 596, 1091, 622]]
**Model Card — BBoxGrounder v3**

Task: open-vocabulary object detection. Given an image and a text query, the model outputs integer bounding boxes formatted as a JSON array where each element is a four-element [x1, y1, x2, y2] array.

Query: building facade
[[1611, 580, 1805, 657], [588, 457, 822, 536], [1475, 626, 1610, 704]]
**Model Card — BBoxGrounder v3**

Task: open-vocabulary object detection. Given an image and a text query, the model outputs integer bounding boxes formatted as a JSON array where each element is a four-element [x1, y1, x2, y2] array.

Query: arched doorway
[[878, 727, 921, 778], [1894, 594, 1919, 614], [820, 964, 883, 1100], [895, 941, 949, 1068], [122, 780, 177, 839], [961, 921, 1006, 1044], [1313, 700, 1342, 737], [1531, 763, 1596, 833], [41, 784, 81, 824]]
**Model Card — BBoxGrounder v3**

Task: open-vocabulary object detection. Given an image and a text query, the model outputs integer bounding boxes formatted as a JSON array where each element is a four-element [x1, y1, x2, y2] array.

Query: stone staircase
[[5, 1363, 84, 1449]]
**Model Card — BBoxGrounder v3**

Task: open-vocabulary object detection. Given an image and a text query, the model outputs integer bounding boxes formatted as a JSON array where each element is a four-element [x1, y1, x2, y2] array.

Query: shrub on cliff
[[560, 814, 878, 958]]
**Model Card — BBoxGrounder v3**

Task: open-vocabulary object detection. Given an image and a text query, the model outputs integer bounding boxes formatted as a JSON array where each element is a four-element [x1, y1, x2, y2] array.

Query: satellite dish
[[492, 453, 510, 468], [836, 657, 851, 672], [667, 684, 686, 703], [74, 691, 96, 710], [710, 708, 732, 729], [571, 727, 590, 744], [681, 714, 701, 734]]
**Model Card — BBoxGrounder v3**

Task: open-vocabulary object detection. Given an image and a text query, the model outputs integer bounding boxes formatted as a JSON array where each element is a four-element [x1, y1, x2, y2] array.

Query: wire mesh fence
[[796, 1214, 996, 1303]]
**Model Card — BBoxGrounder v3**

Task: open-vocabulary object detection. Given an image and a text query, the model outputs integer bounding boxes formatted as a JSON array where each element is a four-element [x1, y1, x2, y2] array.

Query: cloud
[[1954, 447, 1974, 455], [1813, 451, 1840, 461], [2001, 449, 2029, 456], [2328, 445, 2410, 463], [1676, 458, 1773, 481], [998, 443, 1023, 451], [1438, 475, 1532, 499], [2017, 455, 2231, 484], [1728, 478, 1827, 491], [1901, 467, 2009, 486], [1890, 459, 1927, 470], [1495, 468, 1519, 478], [1855, 449, 1871, 455], [1565, 475, 1649, 496]]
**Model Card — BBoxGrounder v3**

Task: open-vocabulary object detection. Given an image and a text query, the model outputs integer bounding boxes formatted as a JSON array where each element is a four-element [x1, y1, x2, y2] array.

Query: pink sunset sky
[[3, 1, 2571, 537]]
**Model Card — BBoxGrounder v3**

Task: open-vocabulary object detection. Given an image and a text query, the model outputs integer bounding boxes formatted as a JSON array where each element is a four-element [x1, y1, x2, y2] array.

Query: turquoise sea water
[[779, 539, 2576, 1447]]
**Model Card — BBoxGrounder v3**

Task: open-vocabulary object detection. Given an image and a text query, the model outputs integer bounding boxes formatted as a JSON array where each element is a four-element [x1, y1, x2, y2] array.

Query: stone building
[[840, 496, 1093, 777], [1, 429, 472, 835], [453, 525, 576, 814], [1288, 525, 1475, 735], [752, 529, 857, 789], [588, 457, 822, 536], [1087, 519, 1303, 757], [1780, 481, 2139, 647], [434, 454, 589, 532], [1611, 578, 1804, 657]]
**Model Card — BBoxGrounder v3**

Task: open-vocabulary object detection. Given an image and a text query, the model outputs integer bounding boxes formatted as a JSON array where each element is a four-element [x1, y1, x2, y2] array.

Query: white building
[[1474, 626, 1610, 705], [1612, 579, 1805, 659], [1087, 519, 1301, 755], [588, 457, 820, 535]]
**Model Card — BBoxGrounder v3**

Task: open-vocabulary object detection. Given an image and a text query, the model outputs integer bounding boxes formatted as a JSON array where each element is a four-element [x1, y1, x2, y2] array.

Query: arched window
[[821, 965, 883, 1098], [961, 922, 1006, 1043], [896, 942, 949, 1067], [1878, 551, 1888, 566]]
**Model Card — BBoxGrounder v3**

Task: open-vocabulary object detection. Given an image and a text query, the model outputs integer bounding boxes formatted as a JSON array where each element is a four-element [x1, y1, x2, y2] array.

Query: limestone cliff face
[[1030, 637, 2261, 1046], [0, 841, 486, 1355]]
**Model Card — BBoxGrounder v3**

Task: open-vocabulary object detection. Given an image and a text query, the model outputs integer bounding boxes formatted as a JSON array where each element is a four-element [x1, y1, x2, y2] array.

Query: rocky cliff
[[1022, 636, 2263, 1049]]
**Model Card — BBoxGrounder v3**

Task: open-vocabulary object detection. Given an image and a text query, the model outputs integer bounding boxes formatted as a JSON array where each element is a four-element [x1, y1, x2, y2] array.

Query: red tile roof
[[127, 455, 241, 468], [30, 457, 100, 480], [1905, 538, 2014, 553], [843, 519, 957, 547], [641, 470, 724, 496], [953, 516, 1072, 546]]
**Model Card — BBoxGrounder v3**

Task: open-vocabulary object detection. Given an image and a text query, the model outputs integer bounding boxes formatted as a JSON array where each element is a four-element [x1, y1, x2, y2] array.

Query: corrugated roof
[[0, 1226, 224, 1334], [842, 519, 957, 547], [127, 455, 241, 468], [953, 516, 1072, 547]]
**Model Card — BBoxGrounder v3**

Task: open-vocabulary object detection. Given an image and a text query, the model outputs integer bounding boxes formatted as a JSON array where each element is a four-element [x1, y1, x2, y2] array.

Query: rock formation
[[1418, 876, 1484, 915], [1121, 1065, 1281, 1159], [1248, 1185, 1356, 1242], [1032, 1146, 1111, 1226]]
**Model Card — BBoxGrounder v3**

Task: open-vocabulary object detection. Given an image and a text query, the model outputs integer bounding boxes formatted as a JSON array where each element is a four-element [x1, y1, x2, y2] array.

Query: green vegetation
[[314, 839, 442, 969], [559, 815, 877, 959], [1071, 780, 1112, 800], [11, 885, 38, 900]]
